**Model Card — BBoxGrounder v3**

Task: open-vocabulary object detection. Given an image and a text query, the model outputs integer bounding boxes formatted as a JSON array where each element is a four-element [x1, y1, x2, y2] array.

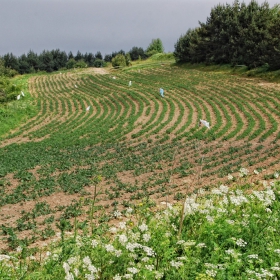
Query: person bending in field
[[159, 88, 164, 98]]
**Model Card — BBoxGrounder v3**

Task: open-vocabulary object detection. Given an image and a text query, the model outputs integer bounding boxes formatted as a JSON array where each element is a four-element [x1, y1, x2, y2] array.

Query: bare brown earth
[[1, 66, 280, 252]]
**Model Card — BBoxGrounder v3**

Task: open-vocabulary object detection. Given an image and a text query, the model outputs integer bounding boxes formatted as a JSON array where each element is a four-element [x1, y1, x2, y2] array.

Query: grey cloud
[[0, 0, 279, 56]]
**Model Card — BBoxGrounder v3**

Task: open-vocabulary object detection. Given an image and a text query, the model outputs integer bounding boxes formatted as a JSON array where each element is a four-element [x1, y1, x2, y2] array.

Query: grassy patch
[[178, 62, 280, 83], [0, 75, 37, 138]]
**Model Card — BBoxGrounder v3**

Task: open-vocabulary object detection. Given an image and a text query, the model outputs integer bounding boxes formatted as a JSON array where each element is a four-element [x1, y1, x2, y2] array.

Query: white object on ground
[[199, 119, 210, 129]]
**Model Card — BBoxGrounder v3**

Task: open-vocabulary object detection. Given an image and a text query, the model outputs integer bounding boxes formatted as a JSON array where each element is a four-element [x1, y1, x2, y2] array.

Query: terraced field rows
[[1, 65, 280, 251]]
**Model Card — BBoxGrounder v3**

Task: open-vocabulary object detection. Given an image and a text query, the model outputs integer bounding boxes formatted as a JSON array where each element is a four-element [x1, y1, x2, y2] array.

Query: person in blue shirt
[[159, 88, 164, 97]]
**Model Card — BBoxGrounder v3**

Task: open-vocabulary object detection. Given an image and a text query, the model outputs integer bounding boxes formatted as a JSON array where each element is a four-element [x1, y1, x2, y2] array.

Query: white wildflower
[[118, 234, 128, 245], [85, 274, 95, 280], [184, 194, 199, 216], [226, 220, 235, 225], [115, 250, 122, 257], [142, 246, 155, 256], [105, 244, 115, 253], [198, 188, 205, 194], [206, 270, 217, 277], [52, 253, 59, 261], [76, 236, 83, 247], [141, 257, 150, 262], [236, 238, 247, 247], [128, 253, 137, 260], [225, 249, 235, 255], [185, 240, 196, 246], [263, 180, 268, 187], [274, 172, 279, 179], [239, 167, 249, 177], [229, 194, 248, 206], [139, 223, 148, 232], [114, 210, 122, 218], [155, 213, 162, 220], [127, 267, 139, 274], [217, 208, 228, 213], [260, 269, 274, 277], [0, 255, 11, 261], [176, 240, 185, 245], [119, 222, 126, 229], [67, 256, 78, 265], [88, 264, 98, 274], [170, 260, 183, 268], [16, 246, 22, 253], [227, 174, 233, 180], [91, 239, 99, 248], [206, 215, 214, 223], [221, 196, 228, 205], [109, 227, 118, 233], [126, 242, 141, 252], [145, 264, 154, 271], [171, 223, 178, 231], [197, 243, 206, 248], [63, 262, 70, 273], [219, 184, 229, 193], [123, 274, 133, 279], [211, 188, 222, 195], [65, 273, 74, 280], [113, 274, 122, 280], [129, 231, 140, 241], [205, 263, 218, 269], [142, 233, 151, 242], [204, 199, 214, 209], [241, 220, 249, 226], [274, 249, 280, 254], [254, 169, 259, 175], [271, 266, 280, 271], [247, 254, 258, 259], [253, 189, 275, 206], [155, 271, 164, 279], [165, 231, 171, 237], [74, 268, 79, 277], [83, 256, 92, 266]]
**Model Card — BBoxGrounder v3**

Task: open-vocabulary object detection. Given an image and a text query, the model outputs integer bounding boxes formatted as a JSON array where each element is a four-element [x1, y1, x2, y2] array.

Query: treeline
[[2, 49, 105, 75], [174, 0, 280, 70], [1, 38, 164, 75]]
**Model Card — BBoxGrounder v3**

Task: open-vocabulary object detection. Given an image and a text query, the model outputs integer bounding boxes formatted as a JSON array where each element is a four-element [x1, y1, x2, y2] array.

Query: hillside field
[[1, 63, 280, 251]]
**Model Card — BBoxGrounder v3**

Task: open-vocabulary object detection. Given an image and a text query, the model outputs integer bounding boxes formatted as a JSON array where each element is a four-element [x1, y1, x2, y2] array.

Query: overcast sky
[[0, 0, 279, 57]]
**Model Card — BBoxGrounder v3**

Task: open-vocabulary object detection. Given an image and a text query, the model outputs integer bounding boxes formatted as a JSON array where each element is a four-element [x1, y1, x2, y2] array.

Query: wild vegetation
[[0, 59, 280, 278]]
